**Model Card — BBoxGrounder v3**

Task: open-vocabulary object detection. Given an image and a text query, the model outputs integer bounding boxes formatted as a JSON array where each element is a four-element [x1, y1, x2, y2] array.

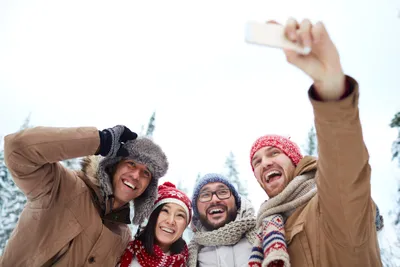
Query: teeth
[[161, 227, 174, 233], [123, 181, 136, 190], [264, 170, 282, 183], [267, 171, 281, 177], [210, 209, 223, 214]]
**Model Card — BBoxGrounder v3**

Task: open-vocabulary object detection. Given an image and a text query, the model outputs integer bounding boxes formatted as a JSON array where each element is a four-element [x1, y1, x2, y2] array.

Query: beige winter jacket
[[0, 127, 131, 266], [284, 77, 382, 266]]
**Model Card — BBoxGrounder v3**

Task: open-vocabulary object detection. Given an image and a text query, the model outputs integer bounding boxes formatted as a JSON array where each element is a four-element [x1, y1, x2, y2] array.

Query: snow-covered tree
[[195, 172, 201, 184], [0, 115, 35, 253], [224, 151, 248, 197], [379, 111, 400, 266], [0, 115, 82, 254], [19, 112, 32, 131], [380, 245, 399, 267], [0, 143, 27, 254], [177, 180, 189, 195], [145, 112, 156, 138], [390, 112, 400, 165], [304, 125, 318, 156], [139, 111, 156, 138], [61, 158, 81, 170], [390, 112, 400, 229]]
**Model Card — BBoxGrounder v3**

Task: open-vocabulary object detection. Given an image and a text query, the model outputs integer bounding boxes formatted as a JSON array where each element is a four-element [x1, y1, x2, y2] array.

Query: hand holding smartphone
[[245, 21, 311, 55]]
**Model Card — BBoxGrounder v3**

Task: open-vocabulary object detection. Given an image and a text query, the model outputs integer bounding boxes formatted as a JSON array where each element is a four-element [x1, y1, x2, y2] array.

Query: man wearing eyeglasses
[[187, 173, 257, 267]]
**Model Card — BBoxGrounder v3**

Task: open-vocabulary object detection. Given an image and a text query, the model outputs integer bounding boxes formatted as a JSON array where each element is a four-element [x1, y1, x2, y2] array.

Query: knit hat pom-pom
[[159, 181, 176, 190]]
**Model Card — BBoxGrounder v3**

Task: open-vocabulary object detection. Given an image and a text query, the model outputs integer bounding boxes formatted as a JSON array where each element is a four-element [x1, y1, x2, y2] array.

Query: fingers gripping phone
[[245, 21, 311, 55]]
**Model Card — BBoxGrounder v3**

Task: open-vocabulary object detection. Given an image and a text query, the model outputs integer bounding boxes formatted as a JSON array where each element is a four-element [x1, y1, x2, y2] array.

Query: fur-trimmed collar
[[79, 155, 131, 224], [81, 155, 112, 198]]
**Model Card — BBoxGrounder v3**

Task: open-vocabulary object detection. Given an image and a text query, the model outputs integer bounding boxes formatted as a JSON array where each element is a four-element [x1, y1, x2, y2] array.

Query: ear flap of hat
[[132, 178, 158, 225]]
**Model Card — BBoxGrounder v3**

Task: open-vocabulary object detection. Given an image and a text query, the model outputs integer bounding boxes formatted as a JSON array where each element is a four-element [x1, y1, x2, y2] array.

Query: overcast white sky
[[1, 0, 399, 230]]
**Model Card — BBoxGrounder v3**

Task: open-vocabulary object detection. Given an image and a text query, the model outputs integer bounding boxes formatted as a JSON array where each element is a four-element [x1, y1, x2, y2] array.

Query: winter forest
[[1, 1, 400, 266]]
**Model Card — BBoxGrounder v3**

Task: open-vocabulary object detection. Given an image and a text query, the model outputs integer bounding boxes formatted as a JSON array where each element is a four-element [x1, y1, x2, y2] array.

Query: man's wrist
[[313, 74, 346, 101]]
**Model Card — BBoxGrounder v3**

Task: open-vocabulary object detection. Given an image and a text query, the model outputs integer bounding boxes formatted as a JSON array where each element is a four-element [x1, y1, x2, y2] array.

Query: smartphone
[[245, 21, 311, 55]]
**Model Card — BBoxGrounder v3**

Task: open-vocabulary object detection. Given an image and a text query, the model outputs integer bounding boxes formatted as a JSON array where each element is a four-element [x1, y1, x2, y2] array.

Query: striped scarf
[[248, 165, 317, 267], [248, 155, 385, 267]]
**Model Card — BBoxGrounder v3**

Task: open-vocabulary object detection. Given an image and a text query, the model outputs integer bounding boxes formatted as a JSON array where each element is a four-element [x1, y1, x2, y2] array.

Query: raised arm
[[4, 126, 99, 201], [278, 18, 374, 245], [310, 78, 373, 246]]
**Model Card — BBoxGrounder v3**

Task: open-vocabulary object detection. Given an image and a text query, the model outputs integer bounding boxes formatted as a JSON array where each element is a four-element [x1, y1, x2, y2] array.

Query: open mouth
[[264, 170, 282, 184], [160, 227, 175, 234], [207, 207, 225, 216], [123, 180, 136, 190]]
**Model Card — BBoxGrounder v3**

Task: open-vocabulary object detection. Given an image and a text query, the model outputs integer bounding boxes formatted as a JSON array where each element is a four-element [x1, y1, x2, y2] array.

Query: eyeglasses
[[198, 188, 231, 203]]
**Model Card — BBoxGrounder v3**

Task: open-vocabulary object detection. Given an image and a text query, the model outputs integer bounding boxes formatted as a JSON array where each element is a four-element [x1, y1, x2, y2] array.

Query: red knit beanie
[[250, 135, 303, 170], [153, 181, 192, 224]]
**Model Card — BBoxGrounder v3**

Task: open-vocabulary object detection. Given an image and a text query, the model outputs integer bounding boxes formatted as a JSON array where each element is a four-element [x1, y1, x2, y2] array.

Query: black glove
[[96, 125, 138, 157]]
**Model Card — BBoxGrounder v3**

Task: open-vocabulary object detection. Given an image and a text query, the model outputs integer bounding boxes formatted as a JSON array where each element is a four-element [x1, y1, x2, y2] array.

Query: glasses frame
[[198, 188, 232, 203]]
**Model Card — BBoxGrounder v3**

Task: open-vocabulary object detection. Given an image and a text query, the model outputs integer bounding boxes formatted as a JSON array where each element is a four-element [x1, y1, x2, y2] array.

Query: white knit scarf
[[188, 198, 257, 267]]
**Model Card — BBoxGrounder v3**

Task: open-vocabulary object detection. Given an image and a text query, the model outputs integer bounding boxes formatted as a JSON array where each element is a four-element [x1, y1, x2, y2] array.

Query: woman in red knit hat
[[117, 181, 192, 267]]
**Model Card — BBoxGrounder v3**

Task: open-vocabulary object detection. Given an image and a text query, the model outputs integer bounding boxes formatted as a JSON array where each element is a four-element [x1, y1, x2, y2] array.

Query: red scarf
[[118, 239, 188, 267]]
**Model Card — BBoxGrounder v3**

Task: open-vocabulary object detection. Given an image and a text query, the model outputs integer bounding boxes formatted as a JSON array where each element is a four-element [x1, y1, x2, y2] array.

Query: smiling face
[[196, 182, 237, 231], [154, 203, 188, 252], [112, 159, 152, 209], [251, 146, 295, 198]]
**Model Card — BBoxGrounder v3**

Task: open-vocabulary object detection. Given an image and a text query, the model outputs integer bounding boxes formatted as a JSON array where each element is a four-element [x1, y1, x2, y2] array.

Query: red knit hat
[[153, 181, 192, 224], [250, 134, 303, 170]]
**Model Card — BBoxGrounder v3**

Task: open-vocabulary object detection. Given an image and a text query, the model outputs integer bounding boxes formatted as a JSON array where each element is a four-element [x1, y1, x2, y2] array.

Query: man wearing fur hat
[[0, 125, 168, 266], [188, 173, 257, 267], [248, 19, 383, 266]]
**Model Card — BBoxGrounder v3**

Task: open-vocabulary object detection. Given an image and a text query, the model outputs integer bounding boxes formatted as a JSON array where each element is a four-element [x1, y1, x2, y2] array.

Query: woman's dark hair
[[136, 204, 187, 255]]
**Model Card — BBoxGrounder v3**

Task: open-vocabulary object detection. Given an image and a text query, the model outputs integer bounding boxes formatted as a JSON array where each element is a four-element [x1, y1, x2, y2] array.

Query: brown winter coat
[[285, 76, 382, 266], [0, 127, 132, 266]]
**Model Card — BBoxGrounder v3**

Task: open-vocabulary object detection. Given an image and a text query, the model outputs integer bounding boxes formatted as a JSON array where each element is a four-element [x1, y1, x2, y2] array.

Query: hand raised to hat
[[96, 125, 138, 158], [271, 18, 346, 101]]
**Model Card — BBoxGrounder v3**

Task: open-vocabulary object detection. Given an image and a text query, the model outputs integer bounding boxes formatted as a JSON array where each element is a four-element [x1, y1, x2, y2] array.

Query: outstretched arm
[[279, 18, 373, 245]]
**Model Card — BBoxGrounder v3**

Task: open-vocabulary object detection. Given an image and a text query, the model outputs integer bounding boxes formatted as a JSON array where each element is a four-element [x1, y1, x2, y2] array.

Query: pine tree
[[380, 245, 399, 267], [0, 115, 81, 253], [61, 158, 81, 170], [380, 111, 400, 266], [304, 125, 318, 156], [176, 179, 189, 195], [19, 112, 32, 130], [0, 115, 34, 253], [390, 112, 400, 165], [138, 111, 156, 138], [390, 112, 400, 227], [146, 112, 156, 138], [224, 151, 248, 197], [0, 142, 27, 254], [195, 172, 202, 184]]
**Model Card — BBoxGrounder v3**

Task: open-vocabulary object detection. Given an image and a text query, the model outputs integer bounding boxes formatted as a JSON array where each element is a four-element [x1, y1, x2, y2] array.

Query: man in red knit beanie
[[247, 18, 383, 267]]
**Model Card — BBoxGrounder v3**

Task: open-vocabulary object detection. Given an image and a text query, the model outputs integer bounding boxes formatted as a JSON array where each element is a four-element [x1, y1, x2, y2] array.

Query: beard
[[198, 206, 238, 231]]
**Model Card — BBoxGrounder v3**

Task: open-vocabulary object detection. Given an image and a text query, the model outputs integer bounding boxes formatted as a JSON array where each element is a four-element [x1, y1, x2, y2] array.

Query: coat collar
[[79, 155, 131, 224]]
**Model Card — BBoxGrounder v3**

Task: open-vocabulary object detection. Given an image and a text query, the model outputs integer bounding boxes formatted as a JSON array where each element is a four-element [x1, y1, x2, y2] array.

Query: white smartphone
[[245, 21, 311, 55]]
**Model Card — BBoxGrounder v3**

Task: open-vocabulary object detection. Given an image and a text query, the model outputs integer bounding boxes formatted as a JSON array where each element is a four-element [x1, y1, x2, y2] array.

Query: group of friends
[[0, 19, 385, 267]]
